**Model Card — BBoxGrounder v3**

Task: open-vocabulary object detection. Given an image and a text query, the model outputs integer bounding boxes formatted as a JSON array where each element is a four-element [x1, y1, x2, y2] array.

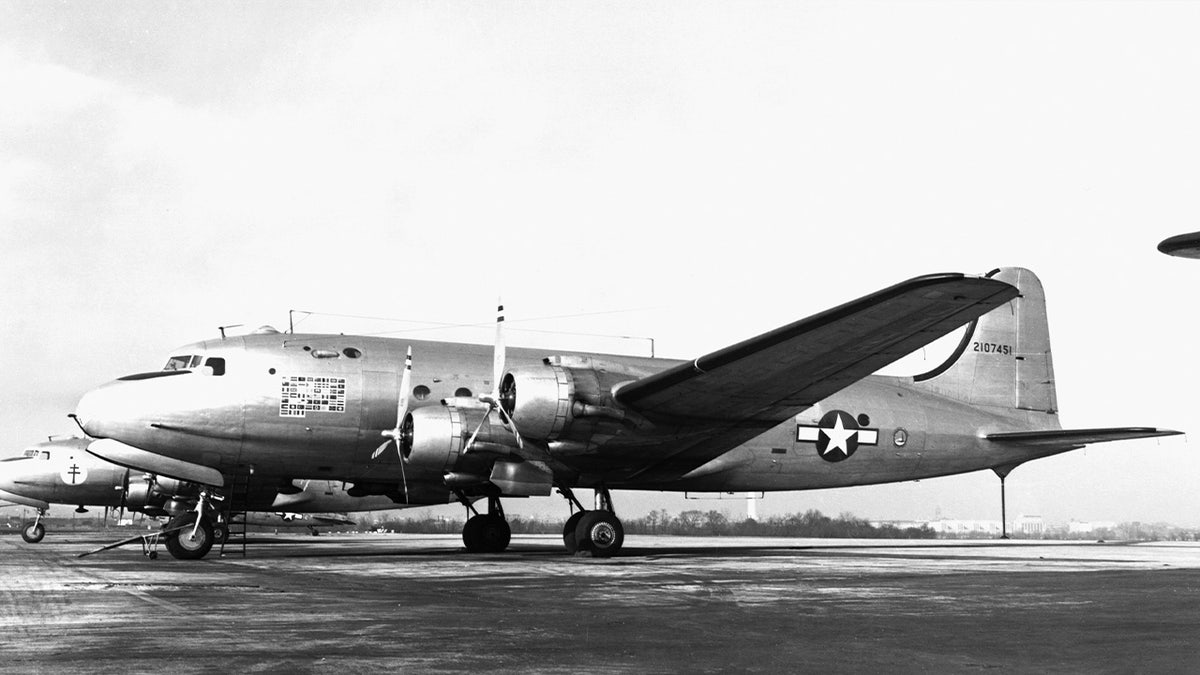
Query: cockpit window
[[204, 357, 226, 376], [163, 355, 200, 371]]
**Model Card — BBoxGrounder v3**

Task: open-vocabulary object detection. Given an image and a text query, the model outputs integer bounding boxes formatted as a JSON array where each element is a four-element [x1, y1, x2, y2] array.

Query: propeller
[[372, 346, 413, 500], [465, 302, 525, 451]]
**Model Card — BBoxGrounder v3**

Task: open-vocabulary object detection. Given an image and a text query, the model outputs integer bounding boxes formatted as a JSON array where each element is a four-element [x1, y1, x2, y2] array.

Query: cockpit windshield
[[163, 355, 202, 371]]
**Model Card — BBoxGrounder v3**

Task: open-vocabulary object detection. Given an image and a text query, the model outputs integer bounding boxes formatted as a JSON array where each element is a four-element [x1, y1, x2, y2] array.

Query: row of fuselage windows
[[160, 356, 476, 401]]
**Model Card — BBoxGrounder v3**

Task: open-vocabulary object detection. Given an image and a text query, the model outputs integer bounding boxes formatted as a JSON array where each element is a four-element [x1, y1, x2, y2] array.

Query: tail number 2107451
[[973, 342, 1012, 356]]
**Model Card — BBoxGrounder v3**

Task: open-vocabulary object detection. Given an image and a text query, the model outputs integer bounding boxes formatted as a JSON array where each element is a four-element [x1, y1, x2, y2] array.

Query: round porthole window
[[893, 428, 908, 447], [343, 347, 362, 358], [413, 385, 432, 401], [455, 387, 473, 398]]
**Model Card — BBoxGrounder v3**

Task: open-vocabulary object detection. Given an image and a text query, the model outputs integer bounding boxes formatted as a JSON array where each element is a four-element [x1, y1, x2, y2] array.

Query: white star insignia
[[820, 414, 857, 457]]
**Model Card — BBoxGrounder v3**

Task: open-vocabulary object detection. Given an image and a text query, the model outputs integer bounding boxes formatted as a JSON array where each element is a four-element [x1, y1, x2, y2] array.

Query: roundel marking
[[796, 410, 880, 463], [61, 457, 88, 486]]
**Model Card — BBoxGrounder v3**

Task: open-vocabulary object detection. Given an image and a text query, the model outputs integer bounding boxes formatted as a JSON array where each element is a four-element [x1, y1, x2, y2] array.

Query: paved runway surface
[[2, 532, 1199, 673]]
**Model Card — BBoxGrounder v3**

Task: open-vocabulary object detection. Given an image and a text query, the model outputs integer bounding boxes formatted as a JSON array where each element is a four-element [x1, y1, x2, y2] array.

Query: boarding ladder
[[218, 473, 251, 558]]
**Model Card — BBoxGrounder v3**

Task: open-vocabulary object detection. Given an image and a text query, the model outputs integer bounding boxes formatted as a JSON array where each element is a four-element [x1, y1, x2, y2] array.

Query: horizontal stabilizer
[[311, 514, 355, 526], [986, 427, 1182, 448]]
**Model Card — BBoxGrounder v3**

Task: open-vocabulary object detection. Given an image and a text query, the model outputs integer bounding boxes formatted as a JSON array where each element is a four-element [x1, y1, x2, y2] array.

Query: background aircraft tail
[[912, 267, 1057, 414]]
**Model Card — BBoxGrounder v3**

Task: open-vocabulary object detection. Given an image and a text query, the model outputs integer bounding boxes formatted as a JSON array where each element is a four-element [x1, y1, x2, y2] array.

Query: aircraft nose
[[74, 380, 148, 440], [0, 459, 18, 491]]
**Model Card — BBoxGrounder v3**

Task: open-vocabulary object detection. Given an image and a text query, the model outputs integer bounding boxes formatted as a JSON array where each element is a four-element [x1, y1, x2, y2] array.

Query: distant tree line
[[374, 509, 936, 539]]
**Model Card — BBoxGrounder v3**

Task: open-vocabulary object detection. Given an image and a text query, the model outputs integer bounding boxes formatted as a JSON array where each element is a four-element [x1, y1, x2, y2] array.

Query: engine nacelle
[[401, 406, 469, 473], [500, 364, 576, 441], [123, 476, 155, 511], [155, 477, 197, 496]]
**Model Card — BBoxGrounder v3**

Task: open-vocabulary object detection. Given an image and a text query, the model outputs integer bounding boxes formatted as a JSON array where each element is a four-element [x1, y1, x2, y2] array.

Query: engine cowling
[[401, 406, 468, 473], [123, 476, 155, 511], [499, 364, 576, 441]]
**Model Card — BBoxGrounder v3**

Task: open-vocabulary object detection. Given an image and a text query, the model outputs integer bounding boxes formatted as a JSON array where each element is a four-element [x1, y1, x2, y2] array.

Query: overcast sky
[[3, 1, 1199, 526]]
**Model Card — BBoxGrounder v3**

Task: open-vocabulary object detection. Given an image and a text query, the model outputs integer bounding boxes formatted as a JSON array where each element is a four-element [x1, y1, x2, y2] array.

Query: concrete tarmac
[[2, 532, 1199, 673]]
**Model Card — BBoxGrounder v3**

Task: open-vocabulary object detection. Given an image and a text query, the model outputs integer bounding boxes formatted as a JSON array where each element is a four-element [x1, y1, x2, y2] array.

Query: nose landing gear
[[21, 510, 47, 544]]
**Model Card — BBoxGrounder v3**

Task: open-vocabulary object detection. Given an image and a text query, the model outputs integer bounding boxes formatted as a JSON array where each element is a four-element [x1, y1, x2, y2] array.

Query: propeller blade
[[399, 451, 409, 503], [370, 439, 391, 460], [492, 301, 505, 399], [396, 346, 413, 434], [464, 411, 490, 452], [496, 404, 524, 449], [374, 346, 414, 461]]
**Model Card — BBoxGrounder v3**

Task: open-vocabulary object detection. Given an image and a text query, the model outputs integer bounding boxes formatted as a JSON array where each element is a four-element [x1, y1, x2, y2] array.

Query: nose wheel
[[21, 513, 46, 544], [164, 512, 215, 560]]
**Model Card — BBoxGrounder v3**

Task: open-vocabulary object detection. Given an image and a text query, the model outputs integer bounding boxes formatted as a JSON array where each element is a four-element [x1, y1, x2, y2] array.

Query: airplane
[[0, 436, 407, 557], [1159, 231, 1200, 259], [71, 267, 1181, 559]]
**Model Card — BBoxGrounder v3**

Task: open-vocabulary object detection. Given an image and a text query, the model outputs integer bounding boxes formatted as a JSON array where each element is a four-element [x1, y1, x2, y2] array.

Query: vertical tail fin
[[912, 267, 1057, 413]]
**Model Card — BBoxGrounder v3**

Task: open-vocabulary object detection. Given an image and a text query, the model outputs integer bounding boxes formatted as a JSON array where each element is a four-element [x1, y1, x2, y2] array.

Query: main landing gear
[[560, 487, 625, 558], [21, 509, 47, 544], [453, 487, 626, 557], [457, 492, 512, 553]]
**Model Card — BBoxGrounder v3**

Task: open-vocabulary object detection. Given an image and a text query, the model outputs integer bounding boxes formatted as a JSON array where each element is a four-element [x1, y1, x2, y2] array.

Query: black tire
[[164, 514, 214, 560], [479, 514, 511, 553], [21, 522, 46, 544], [562, 511, 588, 553], [462, 514, 486, 552], [574, 510, 624, 558], [212, 524, 229, 545], [463, 514, 511, 553]]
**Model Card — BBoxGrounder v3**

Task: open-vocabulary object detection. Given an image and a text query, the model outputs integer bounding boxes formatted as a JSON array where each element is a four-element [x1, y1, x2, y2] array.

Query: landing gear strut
[[164, 490, 216, 560], [559, 487, 625, 558], [457, 491, 511, 553], [21, 509, 46, 544], [992, 464, 1020, 540]]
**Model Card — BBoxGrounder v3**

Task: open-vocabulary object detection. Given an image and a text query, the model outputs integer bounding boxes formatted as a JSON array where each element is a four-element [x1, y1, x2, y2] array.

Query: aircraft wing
[[616, 273, 1017, 423], [310, 514, 356, 526], [986, 427, 1182, 448], [612, 273, 1018, 481]]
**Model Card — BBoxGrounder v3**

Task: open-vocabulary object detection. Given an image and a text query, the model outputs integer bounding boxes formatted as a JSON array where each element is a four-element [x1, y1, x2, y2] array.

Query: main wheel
[[212, 523, 229, 545], [462, 514, 486, 552], [21, 522, 46, 544], [164, 514, 214, 560], [463, 514, 511, 553], [562, 511, 588, 553], [479, 514, 511, 553], [574, 510, 624, 558]]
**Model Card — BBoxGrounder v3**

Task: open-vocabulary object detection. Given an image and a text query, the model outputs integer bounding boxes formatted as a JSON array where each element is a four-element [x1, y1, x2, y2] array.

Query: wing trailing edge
[[985, 427, 1182, 448]]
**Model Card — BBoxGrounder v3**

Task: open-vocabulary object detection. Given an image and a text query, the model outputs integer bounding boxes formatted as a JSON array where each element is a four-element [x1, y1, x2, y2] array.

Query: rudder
[[912, 267, 1057, 413]]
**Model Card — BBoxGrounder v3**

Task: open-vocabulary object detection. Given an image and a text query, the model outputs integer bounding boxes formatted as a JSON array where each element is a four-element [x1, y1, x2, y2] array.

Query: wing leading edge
[[615, 273, 1019, 425], [612, 272, 1019, 482]]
